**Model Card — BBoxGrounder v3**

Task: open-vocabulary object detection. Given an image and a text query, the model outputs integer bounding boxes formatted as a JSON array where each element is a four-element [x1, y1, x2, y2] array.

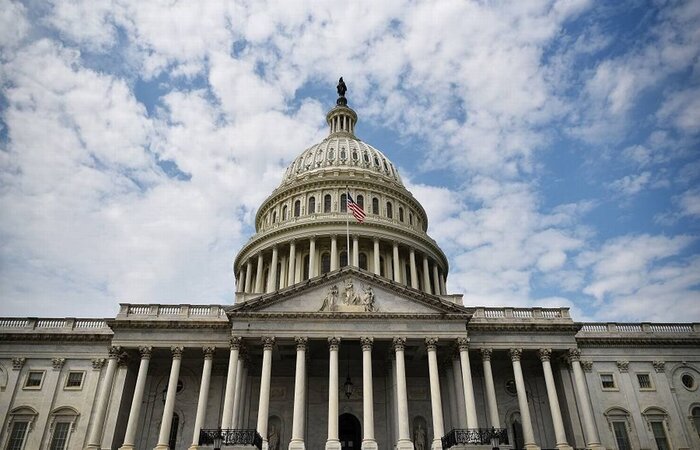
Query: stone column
[[426, 338, 444, 450], [288, 241, 297, 286], [245, 260, 253, 292], [451, 354, 467, 427], [353, 235, 359, 267], [190, 347, 215, 450], [231, 353, 246, 428], [432, 264, 440, 296], [119, 346, 151, 450], [86, 346, 120, 449], [255, 253, 265, 293], [569, 349, 603, 450], [309, 238, 317, 278], [221, 338, 241, 429], [361, 337, 378, 450], [456, 338, 478, 429], [234, 356, 249, 428], [257, 337, 275, 449], [331, 236, 339, 271], [393, 337, 414, 450], [326, 337, 341, 450], [439, 273, 446, 295], [280, 256, 288, 289], [392, 242, 401, 283], [480, 349, 500, 428], [373, 239, 381, 275], [509, 349, 538, 450], [267, 246, 278, 293], [442, 361, 458, 431], [290, 337, 307, 450], [409, 249, 419, 289], [538, 349, 571, 450], [422, 256, 432, 294], [155, 347, 184, 450]]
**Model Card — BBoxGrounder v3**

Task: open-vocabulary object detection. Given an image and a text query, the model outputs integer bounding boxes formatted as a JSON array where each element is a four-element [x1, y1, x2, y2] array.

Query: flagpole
[[346, 185, 350, 267]]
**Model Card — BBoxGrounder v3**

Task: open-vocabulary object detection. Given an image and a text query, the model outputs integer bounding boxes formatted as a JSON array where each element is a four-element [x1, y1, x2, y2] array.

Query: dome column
[[373, 239, 381, 275], [392, 242, 401, 283], [439, 272, 446, 295], [422, 256, 432, 294], [352, 235, 359, 267], [331, 236, 339, 271], [409, 249, 418, 289], [432, 264, 440, 296], [309, 237, 317, 278], [288, 241, 296, 286], [267, 246, 278, 293], [245, 260, 253, 293], [255, 253, 264, 293]]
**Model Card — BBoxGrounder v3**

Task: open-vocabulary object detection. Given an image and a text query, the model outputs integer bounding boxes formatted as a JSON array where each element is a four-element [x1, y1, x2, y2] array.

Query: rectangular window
[[7, 421, 28, 450], [651, 421, 669, 450], [65, 372, 84, 389], [50, 422, 70, 450], [612, 422, 631, 450], [637, 373, 653, 390], [600, 373, 616, 389], [24, 371, 44, 388]]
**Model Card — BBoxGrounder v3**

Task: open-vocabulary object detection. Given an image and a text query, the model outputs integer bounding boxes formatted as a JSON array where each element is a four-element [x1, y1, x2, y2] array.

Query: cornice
[[107, 319, 231, 330], [467, 323, 581, 333], [0, 333, 113, 342], [576, 337, 700, 347], [229, 311, 471, 320]]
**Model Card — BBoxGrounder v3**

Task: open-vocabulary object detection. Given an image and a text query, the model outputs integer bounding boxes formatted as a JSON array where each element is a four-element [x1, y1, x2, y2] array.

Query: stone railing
[[116, 304, 228, 321], [471, 307, 572, 322], [578, 322, 700, 334], [0, 317, 111, 334]]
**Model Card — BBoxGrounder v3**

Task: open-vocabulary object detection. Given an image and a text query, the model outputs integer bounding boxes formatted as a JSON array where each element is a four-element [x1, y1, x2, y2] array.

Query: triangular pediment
[[227, 267, 470, 316]]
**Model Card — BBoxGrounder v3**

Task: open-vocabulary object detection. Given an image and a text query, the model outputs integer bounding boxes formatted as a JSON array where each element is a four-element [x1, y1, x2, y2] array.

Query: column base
[[288, 439, 306, 450], [586, 445, 606, 450], [431, 438, 443, 450], [555, 444, 573, 450], [325, 439, 342, 450], [153, 445, 170, 450], [361, 439, 378, 450], [524, 444, 541, 450], [396, 438, 415, 450], [84, 445, 101, 450], [118, 446, 136, 450]]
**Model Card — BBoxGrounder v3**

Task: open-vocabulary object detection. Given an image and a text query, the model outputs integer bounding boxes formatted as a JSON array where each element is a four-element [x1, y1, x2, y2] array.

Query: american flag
[[346, 194, 366, 223]]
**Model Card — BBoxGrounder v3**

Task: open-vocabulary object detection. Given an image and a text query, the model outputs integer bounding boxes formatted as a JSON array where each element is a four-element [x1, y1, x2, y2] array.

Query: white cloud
[[0, 0, 29, 56], [609, 171, 652, 196]]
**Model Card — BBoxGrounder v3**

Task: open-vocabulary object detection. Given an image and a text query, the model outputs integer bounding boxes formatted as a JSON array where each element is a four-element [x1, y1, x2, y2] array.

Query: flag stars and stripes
[[347, 194, 366, 223]]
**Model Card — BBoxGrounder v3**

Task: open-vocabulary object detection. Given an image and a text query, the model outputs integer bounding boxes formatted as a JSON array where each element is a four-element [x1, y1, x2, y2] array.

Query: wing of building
[[1, 87, 699, 450]]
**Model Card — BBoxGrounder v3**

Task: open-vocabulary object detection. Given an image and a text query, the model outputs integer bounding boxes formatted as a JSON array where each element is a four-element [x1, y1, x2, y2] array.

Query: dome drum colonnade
[[107, 337, 598, 450], [234, 98, 448, 298]]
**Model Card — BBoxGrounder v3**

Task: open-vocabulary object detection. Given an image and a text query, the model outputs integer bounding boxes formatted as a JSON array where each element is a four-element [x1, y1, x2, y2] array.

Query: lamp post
[[344, 355, 354, 399]]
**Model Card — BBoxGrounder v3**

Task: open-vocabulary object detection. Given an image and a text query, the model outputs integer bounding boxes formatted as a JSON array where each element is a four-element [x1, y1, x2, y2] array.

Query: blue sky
[[0, 0, 698, 321]]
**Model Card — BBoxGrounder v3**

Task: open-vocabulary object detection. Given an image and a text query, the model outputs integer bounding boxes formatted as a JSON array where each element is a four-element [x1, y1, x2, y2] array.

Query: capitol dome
[[233, 83, 449, 300]]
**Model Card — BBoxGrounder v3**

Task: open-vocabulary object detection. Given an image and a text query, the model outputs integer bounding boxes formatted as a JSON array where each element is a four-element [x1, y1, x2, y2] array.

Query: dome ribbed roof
[[281, 135, 403, 185]]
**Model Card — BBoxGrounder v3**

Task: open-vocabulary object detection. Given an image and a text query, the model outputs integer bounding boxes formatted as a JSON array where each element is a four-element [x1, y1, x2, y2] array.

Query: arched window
[[604, 407, 632, 450], [340, 194, 347, 212], [6, 407, 38, 450], [357, 195, 364, 209], [340, 251, 348, 267], [643, 407, 670, 450], [340, 148, 347, 160], [308, 196, 316, 214], [372, 198, 379, 215], [282, 205, 288, 220], [48, 407, 79, 450], [294, 200, 301, 217], [379, 256, 385, 277], [387, 202, 393, 219], [399, 207, 404, 222], [359, 253, 368, 270], [324, 194, 332, 213], [303, 255, 310, 280], [272, 211, 277, 223], [321, 253, 331, 274]]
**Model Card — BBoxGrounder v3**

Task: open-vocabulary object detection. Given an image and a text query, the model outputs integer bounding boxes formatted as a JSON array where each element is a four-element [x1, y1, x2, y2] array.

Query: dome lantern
[[327, 77, 357, 137]]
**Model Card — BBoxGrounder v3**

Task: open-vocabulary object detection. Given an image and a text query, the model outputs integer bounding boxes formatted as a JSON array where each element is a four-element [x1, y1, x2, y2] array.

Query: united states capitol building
[[1, 84, 699, 450]]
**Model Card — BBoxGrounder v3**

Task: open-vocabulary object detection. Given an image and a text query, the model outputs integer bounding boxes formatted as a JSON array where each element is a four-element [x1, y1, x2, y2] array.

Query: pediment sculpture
[[319, 280, 377, 312]]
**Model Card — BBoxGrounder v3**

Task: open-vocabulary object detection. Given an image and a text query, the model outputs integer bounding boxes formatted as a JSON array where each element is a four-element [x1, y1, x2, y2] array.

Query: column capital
[[230, 336, 243, 350], [360, 336, 374, 350], [12, 357, 26, 370], [295, 336, 308, 351], [139, 346, 153, 359], [509, 348, 523, 361], [203, 346, 216, 359], [392, 336, 406, 351], [456, 337, 470, 351], [581, 360, 593, 372], [480, 348, 493, 361], [567, 348, 581, 361], [108, 345, 123, 358], [171, 346, 184, 359], [91, 358, 106, 370], [537, 348, 552, 362], [616, 360, 629, 373], [425, 337, 439, 351], [652, 360, 665, 373], [52, 358, 66, 370], [261, 336, 276, 350], [328, 336, 341, 350]]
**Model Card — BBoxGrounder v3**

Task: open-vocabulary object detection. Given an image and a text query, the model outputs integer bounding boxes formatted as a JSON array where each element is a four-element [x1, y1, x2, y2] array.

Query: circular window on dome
[[505, 379, 517, 396], [681, 373, 696, 390]]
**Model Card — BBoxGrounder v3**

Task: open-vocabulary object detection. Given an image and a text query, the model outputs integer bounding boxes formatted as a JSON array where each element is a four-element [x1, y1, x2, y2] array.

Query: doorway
[[339, 413, 361, 450]]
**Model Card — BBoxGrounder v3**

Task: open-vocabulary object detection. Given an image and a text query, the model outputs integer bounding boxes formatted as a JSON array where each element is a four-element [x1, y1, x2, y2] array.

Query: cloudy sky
[[0, 0, 698, 321]]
